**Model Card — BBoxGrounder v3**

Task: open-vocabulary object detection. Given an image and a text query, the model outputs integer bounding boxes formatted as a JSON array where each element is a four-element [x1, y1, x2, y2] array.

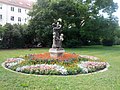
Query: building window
[[0, 4, 2, 9], [11, 7, 14, 11], [0, 15, 2, 20], [18, 17, 21, 22], [11, 16, 14, 21], [18, 8, 21, 13]]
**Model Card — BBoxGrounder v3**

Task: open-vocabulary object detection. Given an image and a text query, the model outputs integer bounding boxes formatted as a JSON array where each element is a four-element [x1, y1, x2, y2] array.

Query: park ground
[[0, 45, 120, 90]]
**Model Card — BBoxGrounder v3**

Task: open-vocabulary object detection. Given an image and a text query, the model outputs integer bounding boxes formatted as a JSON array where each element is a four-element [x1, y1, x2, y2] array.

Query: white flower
[[16, 64, 68, 75], [16, 67, 22, 72], [82, 68, 88, 73], [78, 61, 107, 73], [79, 55, 99, 60], [5, 58, 25, 68]]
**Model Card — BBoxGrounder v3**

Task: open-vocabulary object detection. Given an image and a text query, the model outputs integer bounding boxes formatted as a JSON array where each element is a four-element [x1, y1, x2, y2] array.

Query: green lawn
[[0, 46, 120, 90]]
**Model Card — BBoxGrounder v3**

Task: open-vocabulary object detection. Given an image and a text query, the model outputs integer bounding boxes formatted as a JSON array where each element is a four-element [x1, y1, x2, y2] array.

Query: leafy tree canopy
[[28, 0, 118, 47]]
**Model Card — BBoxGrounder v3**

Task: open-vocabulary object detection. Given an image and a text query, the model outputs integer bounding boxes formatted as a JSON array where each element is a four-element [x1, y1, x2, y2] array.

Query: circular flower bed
[[3, 53, 109, 75]]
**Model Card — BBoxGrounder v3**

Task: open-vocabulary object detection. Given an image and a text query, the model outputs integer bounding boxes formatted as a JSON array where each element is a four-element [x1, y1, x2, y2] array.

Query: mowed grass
[[0, 46, 120, 90]]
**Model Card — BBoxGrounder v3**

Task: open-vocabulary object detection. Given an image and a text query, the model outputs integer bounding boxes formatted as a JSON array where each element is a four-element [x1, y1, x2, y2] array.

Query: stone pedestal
[[49, 48, 65, 58]]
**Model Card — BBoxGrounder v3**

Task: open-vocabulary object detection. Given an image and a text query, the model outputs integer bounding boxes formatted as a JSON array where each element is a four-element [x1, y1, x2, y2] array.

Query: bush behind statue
[[102, 39, 114, 46]]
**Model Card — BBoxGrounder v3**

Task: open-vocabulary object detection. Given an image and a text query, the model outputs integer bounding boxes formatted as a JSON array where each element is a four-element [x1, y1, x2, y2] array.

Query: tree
[[1, 24, 28, 48], [28, 0, 118, 47], [0, 25, 5, 48], [0, 25, 5, 39], [114, 26, 120, 45]]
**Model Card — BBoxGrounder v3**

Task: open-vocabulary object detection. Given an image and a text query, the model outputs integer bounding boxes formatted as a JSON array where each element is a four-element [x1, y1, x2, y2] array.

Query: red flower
[[31, 53, 79, 61]]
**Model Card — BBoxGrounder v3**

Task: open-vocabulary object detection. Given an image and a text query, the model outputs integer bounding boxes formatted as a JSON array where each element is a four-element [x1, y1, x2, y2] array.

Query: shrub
[[65, 39, 82, 48], [114, 37, 120, 45], [102, 39, 114, 46]]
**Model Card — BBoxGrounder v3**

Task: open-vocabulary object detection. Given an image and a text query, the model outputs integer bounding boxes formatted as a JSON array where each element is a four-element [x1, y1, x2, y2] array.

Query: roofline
[[0, 1, 32, 9]]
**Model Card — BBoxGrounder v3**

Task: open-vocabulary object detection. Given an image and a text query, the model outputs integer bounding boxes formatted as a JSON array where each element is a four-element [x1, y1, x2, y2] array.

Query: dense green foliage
[[0, 24, 36, 48], [0, 0, 119, 48], [28, 0, 118, 47], [114, 27, 120, 45], [0, 46, 120, 89]]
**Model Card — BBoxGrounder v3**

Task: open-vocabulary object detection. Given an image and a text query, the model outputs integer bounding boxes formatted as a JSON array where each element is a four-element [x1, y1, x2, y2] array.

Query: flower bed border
[[1, 61, 110, 77]]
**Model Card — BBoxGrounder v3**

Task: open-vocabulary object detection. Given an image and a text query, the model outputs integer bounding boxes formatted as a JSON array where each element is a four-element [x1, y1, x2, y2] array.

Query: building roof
[[0, 0, 33, 9]]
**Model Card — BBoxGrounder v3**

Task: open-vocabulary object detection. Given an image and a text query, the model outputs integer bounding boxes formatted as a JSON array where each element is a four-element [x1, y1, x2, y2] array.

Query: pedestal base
[[49, 48, 65, 58]]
